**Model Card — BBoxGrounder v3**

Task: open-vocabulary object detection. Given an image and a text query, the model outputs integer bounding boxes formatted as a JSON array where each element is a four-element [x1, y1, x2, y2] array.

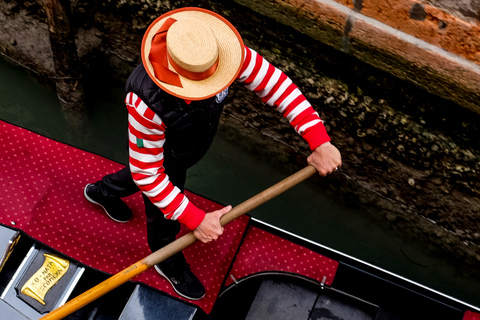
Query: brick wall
[[234, 0, 480, 114]]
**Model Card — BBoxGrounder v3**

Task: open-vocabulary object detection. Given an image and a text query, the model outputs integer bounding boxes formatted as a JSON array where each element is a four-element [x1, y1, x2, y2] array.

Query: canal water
[[1, 56, 479, 308]]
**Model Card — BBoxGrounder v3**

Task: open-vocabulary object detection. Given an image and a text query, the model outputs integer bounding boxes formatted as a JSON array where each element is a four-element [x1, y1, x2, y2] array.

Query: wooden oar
[[40, 165, 317, 320]]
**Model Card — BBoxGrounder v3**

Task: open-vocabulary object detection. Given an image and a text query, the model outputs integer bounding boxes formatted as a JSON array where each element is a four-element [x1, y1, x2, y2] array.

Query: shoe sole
[[84, 184, 131, 223], [154, 265, 205, 301]]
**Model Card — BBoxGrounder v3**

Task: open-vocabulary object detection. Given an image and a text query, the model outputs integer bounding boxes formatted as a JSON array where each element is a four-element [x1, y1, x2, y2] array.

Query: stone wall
[[233, 0, 480, 114], [424, 0, 480, 23]]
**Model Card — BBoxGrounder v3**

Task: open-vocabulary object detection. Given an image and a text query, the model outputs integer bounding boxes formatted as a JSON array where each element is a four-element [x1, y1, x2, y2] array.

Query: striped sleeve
[[236, 46, 330, 150], [125, 92, 205, 230]]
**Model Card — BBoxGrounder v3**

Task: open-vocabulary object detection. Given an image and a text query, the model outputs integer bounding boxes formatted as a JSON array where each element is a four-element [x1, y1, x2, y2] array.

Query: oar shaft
[[41, 232, 199, 320], [40, 262, 150, 320], [40, 165, 317, 320], [220, 165, 317, 226]]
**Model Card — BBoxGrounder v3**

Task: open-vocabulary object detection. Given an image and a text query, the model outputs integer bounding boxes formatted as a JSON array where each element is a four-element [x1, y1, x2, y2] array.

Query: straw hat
[[142, 7, 245, 100]]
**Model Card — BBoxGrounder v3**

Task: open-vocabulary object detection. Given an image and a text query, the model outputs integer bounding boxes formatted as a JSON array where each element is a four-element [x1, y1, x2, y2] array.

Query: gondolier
[[84, 7, 342, 301]]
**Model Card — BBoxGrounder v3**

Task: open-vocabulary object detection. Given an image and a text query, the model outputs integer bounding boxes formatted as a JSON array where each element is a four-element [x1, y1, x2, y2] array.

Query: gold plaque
[[20, 254, 70, 305]]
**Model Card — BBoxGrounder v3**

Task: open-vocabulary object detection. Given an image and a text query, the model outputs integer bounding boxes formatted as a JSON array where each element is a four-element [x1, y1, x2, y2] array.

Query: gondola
[[0, 120, 479, 320]]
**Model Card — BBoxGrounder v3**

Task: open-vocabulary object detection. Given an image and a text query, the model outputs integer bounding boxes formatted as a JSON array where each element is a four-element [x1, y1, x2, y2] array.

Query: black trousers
[[98, 88, 227, 268], [97, 165, 187, 267]]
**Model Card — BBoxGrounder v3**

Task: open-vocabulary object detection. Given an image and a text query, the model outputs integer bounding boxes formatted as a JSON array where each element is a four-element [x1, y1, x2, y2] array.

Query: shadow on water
[[0, 56, 129, 164], [1, 56, 479, 308]]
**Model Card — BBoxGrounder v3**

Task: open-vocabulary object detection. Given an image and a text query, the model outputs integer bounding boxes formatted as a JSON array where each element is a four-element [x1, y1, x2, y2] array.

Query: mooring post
[[43, 0, 86, 128]]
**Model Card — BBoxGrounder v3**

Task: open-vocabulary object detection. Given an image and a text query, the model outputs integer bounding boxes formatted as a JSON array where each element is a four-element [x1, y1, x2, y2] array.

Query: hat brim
[[142, 7, 244, 101]]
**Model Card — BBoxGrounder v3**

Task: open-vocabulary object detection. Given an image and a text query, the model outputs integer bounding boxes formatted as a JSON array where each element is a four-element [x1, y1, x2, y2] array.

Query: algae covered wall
[[1, 0, 480, 277], [232, 0, 480, 115]]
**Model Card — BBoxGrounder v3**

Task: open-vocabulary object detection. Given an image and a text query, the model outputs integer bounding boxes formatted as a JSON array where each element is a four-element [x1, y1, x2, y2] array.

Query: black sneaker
[[84, 183, 133, 223], [155, 263, 206, 300]]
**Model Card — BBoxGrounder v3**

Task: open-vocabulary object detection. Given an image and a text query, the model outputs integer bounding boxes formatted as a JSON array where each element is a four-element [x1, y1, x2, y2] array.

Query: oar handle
[[220, 165, 317, 226], [145, 165, 318, 267], [40, 165, 317, 320]]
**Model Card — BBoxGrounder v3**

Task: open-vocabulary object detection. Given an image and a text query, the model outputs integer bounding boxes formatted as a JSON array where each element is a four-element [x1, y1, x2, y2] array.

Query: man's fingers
[[216, 205, 232, 217], [194, 206, 232, 243], [318, 165, 341, 176]]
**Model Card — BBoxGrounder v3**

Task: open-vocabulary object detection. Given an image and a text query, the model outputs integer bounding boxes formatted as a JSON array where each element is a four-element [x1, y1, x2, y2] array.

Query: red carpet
[[0, 120, 248, 313], [0, 120, 341, 314], [465, 311, 480, 320], [225, 226, 338, 287]]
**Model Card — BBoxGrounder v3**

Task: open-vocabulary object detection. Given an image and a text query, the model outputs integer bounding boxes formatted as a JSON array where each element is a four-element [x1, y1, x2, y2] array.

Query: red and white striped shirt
[[126, 46, 330, 230]]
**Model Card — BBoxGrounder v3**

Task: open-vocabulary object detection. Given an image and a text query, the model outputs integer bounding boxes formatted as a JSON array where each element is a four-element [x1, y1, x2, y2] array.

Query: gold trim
[[21, 254, 70, 305]]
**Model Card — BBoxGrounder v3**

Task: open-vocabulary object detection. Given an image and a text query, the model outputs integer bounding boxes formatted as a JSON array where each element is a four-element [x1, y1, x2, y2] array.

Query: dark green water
[[1, 57, 479, 309]]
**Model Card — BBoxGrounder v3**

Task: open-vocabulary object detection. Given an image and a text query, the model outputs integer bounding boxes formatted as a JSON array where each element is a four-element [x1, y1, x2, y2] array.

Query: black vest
[[125, 64, 227, 172]]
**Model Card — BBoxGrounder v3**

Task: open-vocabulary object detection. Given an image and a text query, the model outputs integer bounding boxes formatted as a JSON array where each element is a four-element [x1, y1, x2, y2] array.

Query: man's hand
[[193, 205, 232, 243], [307, 142, 342, 176]]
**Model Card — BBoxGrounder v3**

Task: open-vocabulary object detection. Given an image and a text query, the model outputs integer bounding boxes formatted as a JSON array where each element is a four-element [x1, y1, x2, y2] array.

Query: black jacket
[[125, 63, 228, 171]]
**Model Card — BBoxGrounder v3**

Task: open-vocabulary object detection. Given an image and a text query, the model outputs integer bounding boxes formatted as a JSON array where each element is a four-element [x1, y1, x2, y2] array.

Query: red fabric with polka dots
[[0, 120, 247, 313], [225, 226, 338, 287], [0, 120, 339, 314], [465, 311, 480, 320]]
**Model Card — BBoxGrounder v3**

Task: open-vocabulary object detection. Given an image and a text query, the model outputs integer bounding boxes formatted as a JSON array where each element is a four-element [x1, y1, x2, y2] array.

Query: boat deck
[[0, 120, 479, 320], [0, 120, 338, 317]]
